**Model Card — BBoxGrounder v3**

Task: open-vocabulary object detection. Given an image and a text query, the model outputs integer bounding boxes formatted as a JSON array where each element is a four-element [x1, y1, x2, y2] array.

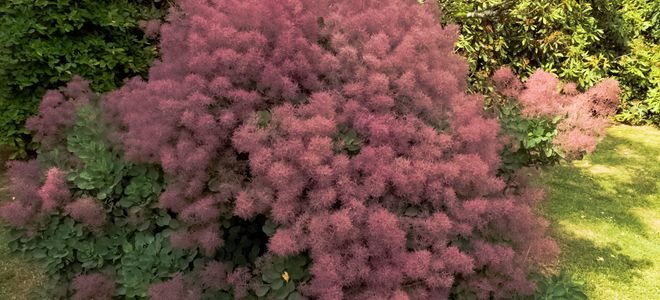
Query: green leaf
[[257, 110, 272, 128], [255, 285, 270, 297], [271, 278, 284, 290], [287, 292, 305, 300], [262, 269, 281, 283], [208, 177, 222, 192], [544, 148, 554, 157], [274, 281, 296, 300], [551, 288, 565, 297], [286, 265, 304, 280], [262, 220, 277, 236], [122, 242, 133, 253], [156, 214, 171, 226]]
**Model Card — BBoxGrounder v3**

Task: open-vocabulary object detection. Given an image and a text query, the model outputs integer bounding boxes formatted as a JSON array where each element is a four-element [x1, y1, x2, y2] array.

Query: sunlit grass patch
[[539, 125, 660, 299]]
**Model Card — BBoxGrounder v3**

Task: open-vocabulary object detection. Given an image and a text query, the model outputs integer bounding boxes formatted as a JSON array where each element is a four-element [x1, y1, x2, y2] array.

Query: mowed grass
[[0, 155, 44, 300], [538, 125, 660, 299]]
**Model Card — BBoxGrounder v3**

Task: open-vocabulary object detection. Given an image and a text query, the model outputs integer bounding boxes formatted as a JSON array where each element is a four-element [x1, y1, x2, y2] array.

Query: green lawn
[[0, 164, 44, 300], [538, 125, 660, 299]]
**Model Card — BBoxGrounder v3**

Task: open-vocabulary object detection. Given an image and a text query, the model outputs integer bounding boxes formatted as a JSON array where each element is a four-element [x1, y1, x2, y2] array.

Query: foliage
[[493, 67, 620, 160], [614, 39, 660, 125], [603, 0, 660, 125], [437, 0, 660, 125], [532, 271, 587, 300], [117, 232, 196, 298], [438, 0, 608, 93], [496, 103, 561, 177], [0, 0, 166, 157], [66, 105, 126, 197], [435, 0, 623, 171]]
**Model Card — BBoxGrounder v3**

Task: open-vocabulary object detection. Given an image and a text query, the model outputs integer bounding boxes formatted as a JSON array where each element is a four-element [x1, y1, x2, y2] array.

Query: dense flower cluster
[[1, 0, 562, 299], [101, 0, 559, 298], [70, 273, 116, 300], [493, 67, 620, 157], [64, 197, 106, 231], [148, 274, 201, 300], [25, 76, 91, 147], [0, 160, 42, 228], [138, 19, 162, 39], [0, 163, 79, 231]]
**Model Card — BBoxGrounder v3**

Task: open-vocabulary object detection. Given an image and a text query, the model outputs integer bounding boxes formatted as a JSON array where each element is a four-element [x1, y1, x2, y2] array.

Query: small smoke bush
[[0, 201, 33, 229], [64, 197, 106, 230], [39, 168, 70, 214], [25, 76, 91, 147], [138, 19, 162, 39], [2, 76, 199, 297], [199, 261, 228, 290], [148, 274, 202, 300], [1, 77, 94, 228], [70, 273, 116, 300], [0, 162, 73, 229], [493, 67, 621, 158], [0, 161, 41, 227], [99, 0, 559, 298]]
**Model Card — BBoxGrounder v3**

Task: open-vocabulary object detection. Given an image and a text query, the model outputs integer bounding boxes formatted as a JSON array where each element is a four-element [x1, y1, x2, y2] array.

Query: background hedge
[[0, 0, 167, 157], [438, 0, 660, 125]]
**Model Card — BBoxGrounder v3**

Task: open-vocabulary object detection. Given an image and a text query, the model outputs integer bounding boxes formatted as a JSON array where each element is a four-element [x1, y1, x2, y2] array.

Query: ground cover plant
[[538, 125, 660, 299]]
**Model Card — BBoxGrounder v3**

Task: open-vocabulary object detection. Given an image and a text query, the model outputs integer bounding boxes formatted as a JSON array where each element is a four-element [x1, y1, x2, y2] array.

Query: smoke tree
[[492, 67, 621, 159], [106, 0, 560, 298], [2, 0, 563, 299]]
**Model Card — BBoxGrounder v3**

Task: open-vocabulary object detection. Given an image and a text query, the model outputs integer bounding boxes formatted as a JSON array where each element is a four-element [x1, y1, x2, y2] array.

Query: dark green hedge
[[0, 0, 166, 157]]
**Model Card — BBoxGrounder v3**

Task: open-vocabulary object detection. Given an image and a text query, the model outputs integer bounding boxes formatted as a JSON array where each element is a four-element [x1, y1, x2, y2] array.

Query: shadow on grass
[[541, 168, 653, 238], [540, 130, 658, 237], [589, 134, 660, 173], [554, 231, 654, 284], [538, 125, 660, 298]]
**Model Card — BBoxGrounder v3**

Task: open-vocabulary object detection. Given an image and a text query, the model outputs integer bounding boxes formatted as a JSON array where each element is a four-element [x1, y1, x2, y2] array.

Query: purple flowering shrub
[[0, 0, 568, 299], [493, 67, 621, 159]]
